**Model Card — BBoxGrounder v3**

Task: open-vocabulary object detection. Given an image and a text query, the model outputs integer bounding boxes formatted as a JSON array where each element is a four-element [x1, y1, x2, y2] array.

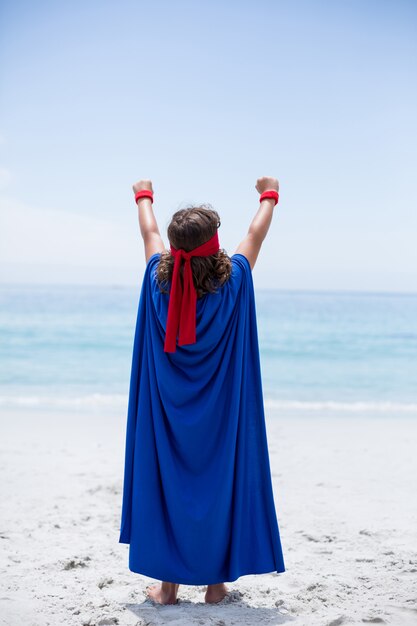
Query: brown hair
[[156, 204, 232, 299]]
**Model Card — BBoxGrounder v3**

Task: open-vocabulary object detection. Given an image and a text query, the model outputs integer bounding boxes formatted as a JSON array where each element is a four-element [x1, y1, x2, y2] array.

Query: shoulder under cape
[[119, 252, 285, 585]]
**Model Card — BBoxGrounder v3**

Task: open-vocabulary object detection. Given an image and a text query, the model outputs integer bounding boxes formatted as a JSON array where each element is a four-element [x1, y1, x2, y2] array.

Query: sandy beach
[[1, 409, 416, 626]]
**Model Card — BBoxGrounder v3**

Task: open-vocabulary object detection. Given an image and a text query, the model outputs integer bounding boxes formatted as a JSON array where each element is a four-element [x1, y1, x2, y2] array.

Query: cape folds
[[119, 252, 285, 584]]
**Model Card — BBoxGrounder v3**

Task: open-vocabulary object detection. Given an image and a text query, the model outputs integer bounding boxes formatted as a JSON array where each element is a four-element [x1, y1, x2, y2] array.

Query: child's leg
[[145, 581, 229, 604], [205, 583, 229, 603], [145, 581, 179, 604]]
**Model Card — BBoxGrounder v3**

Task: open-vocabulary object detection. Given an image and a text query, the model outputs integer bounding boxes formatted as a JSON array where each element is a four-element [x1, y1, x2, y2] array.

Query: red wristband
[[134, 189, 154, 204], [259, 189, 279, 205]]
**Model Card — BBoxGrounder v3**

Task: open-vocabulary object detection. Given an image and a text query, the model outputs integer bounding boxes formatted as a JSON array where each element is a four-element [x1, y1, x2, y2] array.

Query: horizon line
[[1, 282, 417, 298]]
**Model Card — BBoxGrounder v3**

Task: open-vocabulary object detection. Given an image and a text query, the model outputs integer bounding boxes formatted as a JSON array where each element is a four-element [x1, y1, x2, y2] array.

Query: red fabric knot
[[164, 230, 220, 353]]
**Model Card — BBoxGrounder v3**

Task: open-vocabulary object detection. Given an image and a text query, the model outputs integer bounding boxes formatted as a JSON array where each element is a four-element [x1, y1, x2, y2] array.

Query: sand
[[1, 409, 416, 626]]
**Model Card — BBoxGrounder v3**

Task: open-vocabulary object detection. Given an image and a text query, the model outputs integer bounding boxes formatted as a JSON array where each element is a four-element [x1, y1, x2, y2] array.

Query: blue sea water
[[1, 283, 417, 417]]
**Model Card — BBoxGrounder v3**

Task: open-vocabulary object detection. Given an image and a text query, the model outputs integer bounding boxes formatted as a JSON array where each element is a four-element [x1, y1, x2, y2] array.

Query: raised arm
[[132, 179, 166, 263], [233, 176, 279, 270]]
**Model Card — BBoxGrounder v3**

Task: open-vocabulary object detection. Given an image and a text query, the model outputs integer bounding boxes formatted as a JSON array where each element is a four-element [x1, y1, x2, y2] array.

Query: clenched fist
[[255, 176, 279, 195], [132, 179, 153, 195]]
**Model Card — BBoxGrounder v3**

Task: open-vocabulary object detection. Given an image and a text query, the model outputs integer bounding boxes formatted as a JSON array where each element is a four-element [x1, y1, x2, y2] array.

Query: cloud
[[0, 167, 12, 189], [0, 196, 149, 284]]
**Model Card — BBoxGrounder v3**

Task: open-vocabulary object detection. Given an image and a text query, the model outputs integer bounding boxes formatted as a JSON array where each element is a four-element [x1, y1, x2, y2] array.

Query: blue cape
[[119, 252, 285, 584]]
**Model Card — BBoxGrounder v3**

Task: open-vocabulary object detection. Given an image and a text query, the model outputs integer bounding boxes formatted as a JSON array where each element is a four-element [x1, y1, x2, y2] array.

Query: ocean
[[1, 284, 417, 418]]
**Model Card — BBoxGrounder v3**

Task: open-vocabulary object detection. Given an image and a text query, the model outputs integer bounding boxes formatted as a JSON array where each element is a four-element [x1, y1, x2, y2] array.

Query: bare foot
[[205, 582, 229, 603], [145, 581, 180, 605]]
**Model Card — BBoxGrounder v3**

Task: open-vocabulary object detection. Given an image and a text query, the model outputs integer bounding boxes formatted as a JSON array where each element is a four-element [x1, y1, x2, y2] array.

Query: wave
[[0, 393, 128, 410], [264, 399, 417, 414], [1, 393, 417, 415]]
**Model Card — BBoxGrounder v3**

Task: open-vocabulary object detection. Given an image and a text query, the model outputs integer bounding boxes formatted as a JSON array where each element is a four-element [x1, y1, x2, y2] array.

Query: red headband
[[164, 230, 220, 353]]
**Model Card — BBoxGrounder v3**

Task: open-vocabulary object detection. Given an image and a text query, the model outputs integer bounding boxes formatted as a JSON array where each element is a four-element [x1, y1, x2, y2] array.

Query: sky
[[0, 0, 416, 291]]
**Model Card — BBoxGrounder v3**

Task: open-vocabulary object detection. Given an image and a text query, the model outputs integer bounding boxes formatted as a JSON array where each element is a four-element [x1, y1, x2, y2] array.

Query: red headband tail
[[164, 230, 220, 353]]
